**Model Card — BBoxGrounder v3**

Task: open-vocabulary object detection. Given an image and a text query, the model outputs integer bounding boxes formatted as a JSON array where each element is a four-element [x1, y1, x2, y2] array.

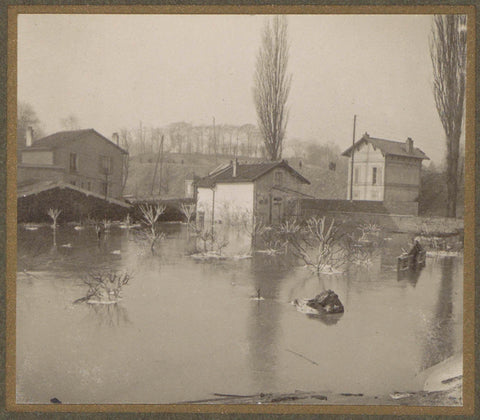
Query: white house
[[195, 160, 311, 229], [342, 133, 429, 215]]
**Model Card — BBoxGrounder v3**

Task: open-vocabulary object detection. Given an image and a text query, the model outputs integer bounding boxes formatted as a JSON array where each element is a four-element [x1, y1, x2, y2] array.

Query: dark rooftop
[[28, 129, 128, 154], [195, 160, 310, 188], [342, 134, 429, 160]]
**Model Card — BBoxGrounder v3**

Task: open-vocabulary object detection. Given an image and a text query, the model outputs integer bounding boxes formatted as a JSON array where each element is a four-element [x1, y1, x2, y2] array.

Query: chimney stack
[[406, 137, 413, 153], [26, 126, 33, 147], [112, 132, 119, 146], [233, 158, 238, 178]]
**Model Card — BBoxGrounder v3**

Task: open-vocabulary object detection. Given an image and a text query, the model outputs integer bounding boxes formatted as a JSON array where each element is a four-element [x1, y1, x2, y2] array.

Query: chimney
[[233, 158, 238, 178], [26, 126, 33, 147], [406, 137, 413, 153], [112, 132, 119, 146]]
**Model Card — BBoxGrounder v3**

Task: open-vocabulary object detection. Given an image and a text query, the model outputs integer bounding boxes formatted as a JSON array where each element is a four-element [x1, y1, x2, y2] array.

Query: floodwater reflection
[[16, 224, 463, 404]]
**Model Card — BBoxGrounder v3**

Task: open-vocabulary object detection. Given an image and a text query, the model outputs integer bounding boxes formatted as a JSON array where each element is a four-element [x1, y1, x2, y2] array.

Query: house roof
[[17, 180, 131, 208], [27, 129, 128, 155], [195, 160, 311, 188], [341, 134, 429, 160]]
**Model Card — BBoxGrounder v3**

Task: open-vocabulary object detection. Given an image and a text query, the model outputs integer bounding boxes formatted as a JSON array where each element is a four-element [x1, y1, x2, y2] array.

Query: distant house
[[18, 128, 128, 199], [195, 159, 311, 226], [341, 133, 429, 215]]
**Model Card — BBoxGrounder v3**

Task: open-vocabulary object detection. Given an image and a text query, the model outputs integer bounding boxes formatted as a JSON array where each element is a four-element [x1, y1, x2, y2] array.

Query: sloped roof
[[17, 180, 131, 208], [28, 129, 128, 154], [196, 160, 310, 188], [342, 134, 429, 160]]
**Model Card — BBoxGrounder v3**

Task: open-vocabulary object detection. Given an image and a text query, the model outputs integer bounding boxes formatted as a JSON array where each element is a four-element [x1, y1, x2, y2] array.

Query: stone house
[[18, 128, 128, 199], [195, 160, 311, 227], [341, 133, 429, 215]]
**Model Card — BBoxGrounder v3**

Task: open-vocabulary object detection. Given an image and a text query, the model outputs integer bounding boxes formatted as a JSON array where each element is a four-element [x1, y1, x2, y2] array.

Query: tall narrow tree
[[430, 14, 467, 217], [253, 16, 292, 161]]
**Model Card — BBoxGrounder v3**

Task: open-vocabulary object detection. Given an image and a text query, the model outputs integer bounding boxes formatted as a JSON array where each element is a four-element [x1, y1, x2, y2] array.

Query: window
[[99, 155, 113, 174], [372, 167, 377, 185], [69, 153, 78, 172], [101, 182, 108, 197], [274, 171, 283, 185], [87, 182, 91, 191]]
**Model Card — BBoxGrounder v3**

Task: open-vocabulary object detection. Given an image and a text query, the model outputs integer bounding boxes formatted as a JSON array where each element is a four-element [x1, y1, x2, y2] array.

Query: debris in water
[[60, 243, 72, 248], [250, 288, 264, 301], [390, 392, 413, 400], [286, 349, 319, 366], [111, 250, 121, 255]]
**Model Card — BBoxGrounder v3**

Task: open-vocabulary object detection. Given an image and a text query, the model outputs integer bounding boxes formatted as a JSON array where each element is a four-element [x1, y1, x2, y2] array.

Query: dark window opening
[[99, 156, 113, 175], [372, 167, 377, 185], [101, 182, 108, 197], [69, 153, 77, 172], [274, 171, 283, 186]]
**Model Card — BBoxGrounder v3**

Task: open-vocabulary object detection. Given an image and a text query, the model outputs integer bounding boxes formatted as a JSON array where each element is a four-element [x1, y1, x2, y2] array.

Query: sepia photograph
[[6, 6, 475, 414]]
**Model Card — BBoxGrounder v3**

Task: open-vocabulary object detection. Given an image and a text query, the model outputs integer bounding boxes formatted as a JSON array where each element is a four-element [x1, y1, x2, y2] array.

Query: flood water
[[16, 224, 463, 404]]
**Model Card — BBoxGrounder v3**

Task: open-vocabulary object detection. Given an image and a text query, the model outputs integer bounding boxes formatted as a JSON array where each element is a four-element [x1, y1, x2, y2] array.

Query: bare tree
[[119, 129, 131, 194], [47, 208, 62, 229], [253, 16, 292, 161], [60, 114, 81, 130], [430, 14, 467, 218], [17, 102, 44, 150], [138, 204, 166, 254]]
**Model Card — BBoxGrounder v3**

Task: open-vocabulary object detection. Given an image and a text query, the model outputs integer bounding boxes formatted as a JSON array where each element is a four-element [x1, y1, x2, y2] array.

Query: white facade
[[346, 142, 385, 201], [196, 182, 254, 228]]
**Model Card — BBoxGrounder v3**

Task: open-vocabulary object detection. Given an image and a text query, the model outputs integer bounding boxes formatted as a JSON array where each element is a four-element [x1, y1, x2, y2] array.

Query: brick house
[[341, 133, 429, 215], [195, 159, 311, 227], [18, 128, 128, 199]]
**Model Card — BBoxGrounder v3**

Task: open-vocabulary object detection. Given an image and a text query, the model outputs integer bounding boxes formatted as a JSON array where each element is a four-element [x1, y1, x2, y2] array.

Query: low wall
[[301, 208, 463, 235]]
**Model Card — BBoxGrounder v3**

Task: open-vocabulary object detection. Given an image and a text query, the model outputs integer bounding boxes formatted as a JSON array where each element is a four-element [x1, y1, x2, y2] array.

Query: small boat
[[397, 242, 426, 271]]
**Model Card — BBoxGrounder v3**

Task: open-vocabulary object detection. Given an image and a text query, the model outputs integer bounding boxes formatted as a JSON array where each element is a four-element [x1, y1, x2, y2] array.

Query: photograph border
[[3, 3, 477, 416]]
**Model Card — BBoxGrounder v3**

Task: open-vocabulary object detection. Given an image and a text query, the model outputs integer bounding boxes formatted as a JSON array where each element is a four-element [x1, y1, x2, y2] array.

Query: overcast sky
[[18, 13, 463, 163]]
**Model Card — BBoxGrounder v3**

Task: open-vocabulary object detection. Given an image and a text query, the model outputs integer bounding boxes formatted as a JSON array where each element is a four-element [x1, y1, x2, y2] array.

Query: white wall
[[197, 183, 254, 227], [346, 142, 385, 201]]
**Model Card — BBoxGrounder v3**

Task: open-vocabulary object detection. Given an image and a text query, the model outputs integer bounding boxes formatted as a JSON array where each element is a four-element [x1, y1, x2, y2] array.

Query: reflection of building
[[18, 129, 128, 199], [195, 160, 311, 226], [342, 133, 429, 215]]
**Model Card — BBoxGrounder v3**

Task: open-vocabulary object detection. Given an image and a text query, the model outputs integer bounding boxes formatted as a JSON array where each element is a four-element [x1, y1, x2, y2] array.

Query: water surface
[[16, 224, 463, 404]]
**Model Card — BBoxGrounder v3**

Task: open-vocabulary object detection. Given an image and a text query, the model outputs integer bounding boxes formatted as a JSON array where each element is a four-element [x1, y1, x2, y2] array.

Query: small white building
[[195, 160, 311, 228]]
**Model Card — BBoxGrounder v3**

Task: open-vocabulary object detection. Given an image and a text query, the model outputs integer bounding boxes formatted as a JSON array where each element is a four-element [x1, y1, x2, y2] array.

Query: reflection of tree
[[420, 258, 456, 370], [87, 303, 130, 327], [246, 255, 290, 390]]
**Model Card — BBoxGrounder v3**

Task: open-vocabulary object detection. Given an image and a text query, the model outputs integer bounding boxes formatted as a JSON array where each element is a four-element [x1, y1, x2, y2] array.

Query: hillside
[[124, 152, 348, 200]]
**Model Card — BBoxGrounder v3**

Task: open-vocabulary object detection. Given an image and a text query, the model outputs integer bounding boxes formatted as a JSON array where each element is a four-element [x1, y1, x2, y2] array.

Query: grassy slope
[[124, 152, 348, 200]]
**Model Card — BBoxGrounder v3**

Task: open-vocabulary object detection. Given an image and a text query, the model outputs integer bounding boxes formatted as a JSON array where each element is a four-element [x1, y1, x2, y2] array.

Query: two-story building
[[341, 133, 429, 215], [195, 159, 311, 227], [18, 128, 128, 199]]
